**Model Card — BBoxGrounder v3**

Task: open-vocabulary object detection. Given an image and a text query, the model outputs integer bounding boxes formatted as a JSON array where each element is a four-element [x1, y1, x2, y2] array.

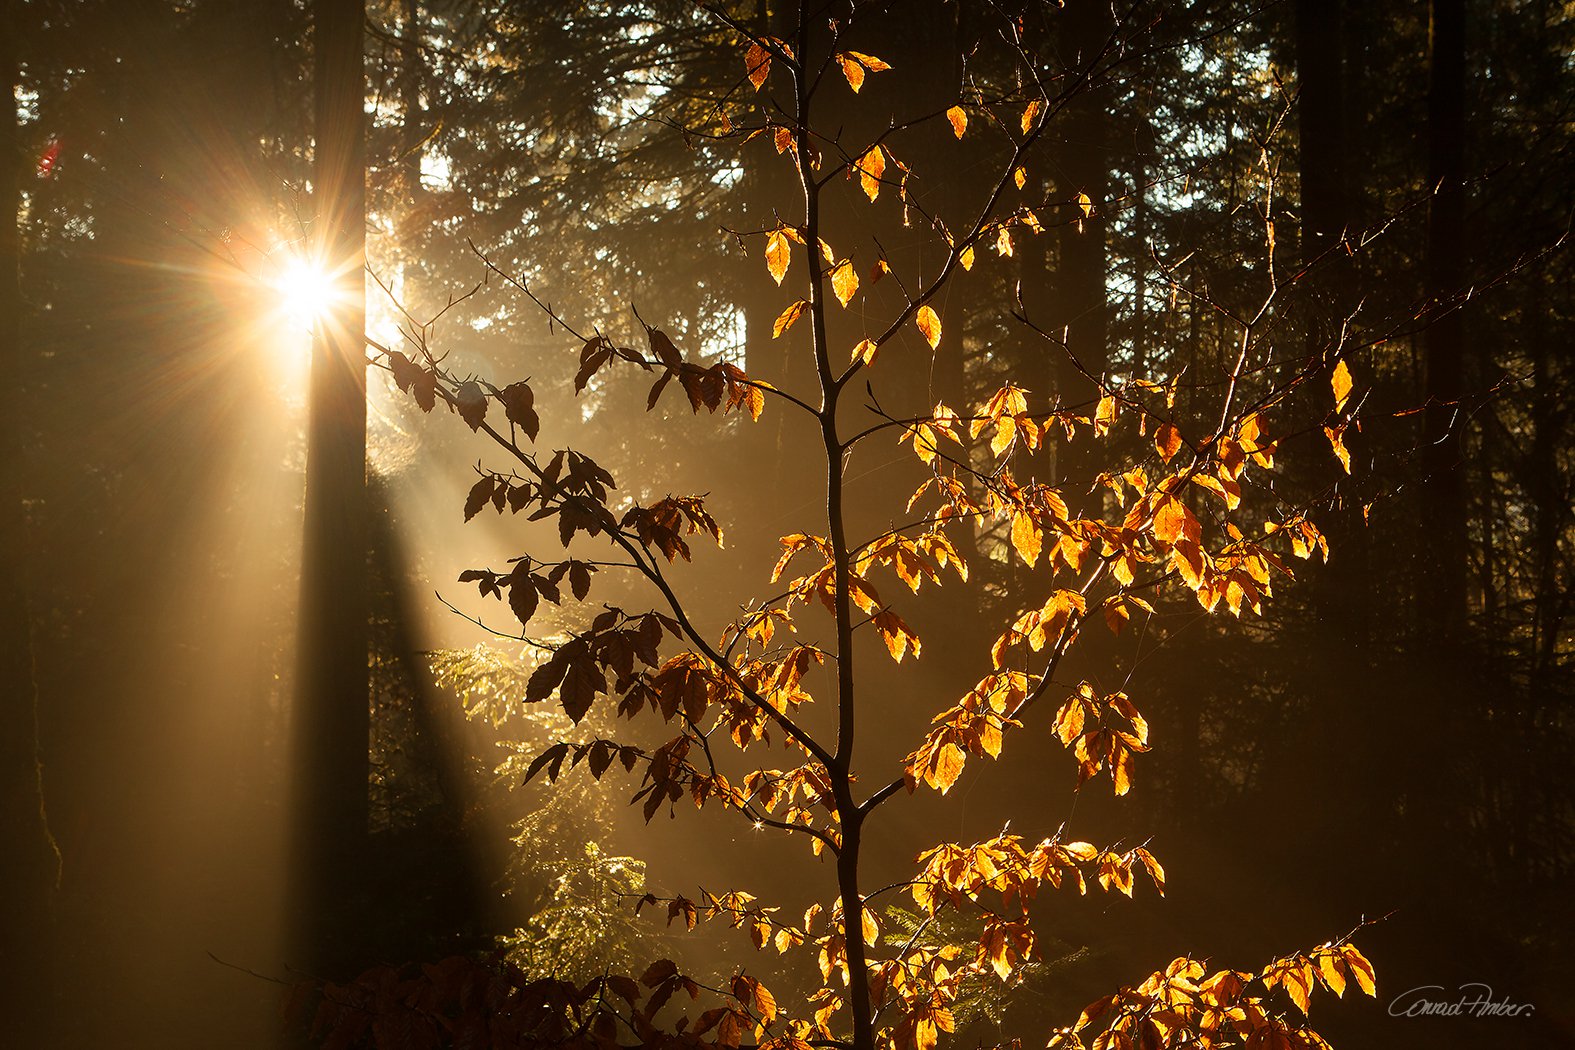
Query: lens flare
[[274, 256, 337, 332]]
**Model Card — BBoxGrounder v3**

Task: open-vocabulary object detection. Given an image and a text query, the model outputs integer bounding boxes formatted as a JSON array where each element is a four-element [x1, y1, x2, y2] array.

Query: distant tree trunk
[[0, 1, 57, 1037], [1420, 0, 1468, 646], [292, 0, 370, 977], [1295, 0, 1348, 255], [1295, 0, 1374, 650], [1053, 0, 1113, 502], [396, 0, 427, 315]]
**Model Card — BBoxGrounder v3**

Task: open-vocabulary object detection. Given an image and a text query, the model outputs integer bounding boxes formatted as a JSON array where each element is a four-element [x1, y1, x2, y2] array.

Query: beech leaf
[[916, 305, 941, 349], [773, 300, 809, 338], [1332, 359, 1353, 413], [946, 105, 967, 138]]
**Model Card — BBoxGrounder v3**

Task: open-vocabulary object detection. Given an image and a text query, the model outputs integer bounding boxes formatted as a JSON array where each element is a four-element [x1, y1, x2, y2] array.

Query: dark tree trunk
[[1053, 0, 1113, 502], [0, 1, 57, 1039], [291, 0, 370, 978], [1420, 0, 1469, 647]]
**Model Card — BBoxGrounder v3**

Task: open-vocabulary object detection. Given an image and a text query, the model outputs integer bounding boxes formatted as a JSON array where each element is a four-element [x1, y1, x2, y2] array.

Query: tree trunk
[[1420, 0, 1468, 647], [292, 0, 370, 978], [1053, 0, 1113, 504], [0, 1, 58, 1037]]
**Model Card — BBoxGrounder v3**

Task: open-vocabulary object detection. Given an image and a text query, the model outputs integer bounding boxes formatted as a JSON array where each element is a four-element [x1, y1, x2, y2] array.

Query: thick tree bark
[[292, 0, 370, 978]]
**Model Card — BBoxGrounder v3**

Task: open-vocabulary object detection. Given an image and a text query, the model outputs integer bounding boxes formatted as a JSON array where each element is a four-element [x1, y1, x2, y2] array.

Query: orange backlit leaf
[[1155, 422, 1182, 463], [1316, 951, 1348, 997], [959, 245, 975, 271], [853, 339, 879, 367], [1332, 359, 1353, 413], [1135, 847, 1166, 895], [1324, 425, 1351, 474], [874, 609, 921, 663], [860, 905, 880, 947], [831, 259, 859, 306], [1011, 511, 1042, 567], [1342, 944, 1377, 996], [1021, 99, 1042, 134], [746, 43, 771, 91], [917, 305, 942, 349], [846, 50, 890, 71], [838, 51, 890, 93], [773, 300, 809, 338], [765, 229, 792, 285], [858, 146, 886, 202], [946, 105, 967, 138], [1153, 495, 1187, 545], [840, 55, 865, 92]]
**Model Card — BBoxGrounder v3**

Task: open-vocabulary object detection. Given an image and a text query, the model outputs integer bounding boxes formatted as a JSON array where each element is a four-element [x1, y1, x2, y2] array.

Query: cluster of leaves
[[317, 6, 1383, 1050], [1051, 942, 1378, 1050]]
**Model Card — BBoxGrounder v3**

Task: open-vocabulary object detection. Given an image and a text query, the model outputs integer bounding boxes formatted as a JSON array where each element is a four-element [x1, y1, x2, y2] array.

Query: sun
[[273, 255, 337, 332]]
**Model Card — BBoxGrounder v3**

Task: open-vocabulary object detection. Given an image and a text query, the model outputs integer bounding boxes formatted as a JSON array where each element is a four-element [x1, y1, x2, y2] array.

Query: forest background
[[0, 1, 1570, 1048]]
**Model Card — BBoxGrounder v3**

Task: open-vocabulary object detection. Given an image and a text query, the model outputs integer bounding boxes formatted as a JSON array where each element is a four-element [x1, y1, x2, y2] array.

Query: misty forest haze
[[1, 2, 1571, 1049]]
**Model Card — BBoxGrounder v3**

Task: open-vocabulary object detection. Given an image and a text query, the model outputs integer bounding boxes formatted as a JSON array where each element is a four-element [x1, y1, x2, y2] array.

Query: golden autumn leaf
[[959, 245, 975, 271], [852, 339, 879, 367], [1014, 166, 1027, 190], [1076, 191, 1093, 218], [1021, 99, 1042, 134], [1342, 944, 1377, 996], [1095, 394, 1117, 433], [1153, 495, 1187, 545], [946, 105, 967, 138], [765, 229, 791, 285], [773, 299, 809, 338], [837, 51, 889, 93], [874, 609, 920, 662], [746, 43, 771, 91], [831, 259, 859, 306], [916, 305, 942, 349], [773, 126, 793, 154], [1134, 846, 1166, 894], [1053, 696, 1086, 745], [1154, 422, 1183, 463], [995, 225, 1013, 256], [1111, 744, 1134, 795], [1316, 951, 1347, 997], [1332, 359, 1353, 413], [847, 50, 890, 71], [860, 906, 880, 947], [839, 55, 865, 92], [1011, 511, 1042, 566], [1102, 596, 1130, 635], [1283, 961, 1315, 1014], [928, 741, 965, 793], [1324, 425, 1351, 474], [989, 417, 1015, 457], [858, 145, 885, 201]]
